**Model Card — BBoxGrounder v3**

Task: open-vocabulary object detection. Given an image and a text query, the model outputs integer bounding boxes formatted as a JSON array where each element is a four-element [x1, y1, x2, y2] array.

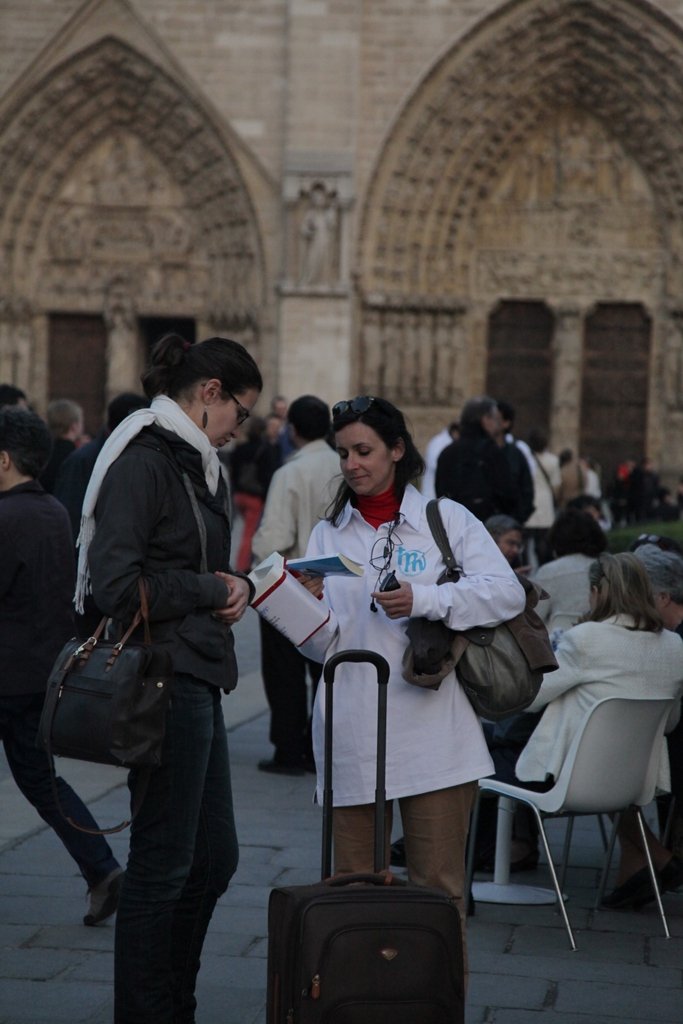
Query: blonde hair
[[586, 552, 662, 632]]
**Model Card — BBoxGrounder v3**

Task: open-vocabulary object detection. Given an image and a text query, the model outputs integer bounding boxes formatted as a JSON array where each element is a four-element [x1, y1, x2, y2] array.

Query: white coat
[[516, 614, 683, 790], [300, 485, 526, 806]]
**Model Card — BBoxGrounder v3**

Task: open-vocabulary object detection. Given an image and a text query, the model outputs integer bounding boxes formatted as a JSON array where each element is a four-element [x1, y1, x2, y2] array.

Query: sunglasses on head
[[332, 396, 376, 419]]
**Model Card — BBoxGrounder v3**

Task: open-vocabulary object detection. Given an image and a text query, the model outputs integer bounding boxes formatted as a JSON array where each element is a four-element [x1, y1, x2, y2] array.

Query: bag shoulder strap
[[532, 451, 554, 493], [426, 499, 462, 581]]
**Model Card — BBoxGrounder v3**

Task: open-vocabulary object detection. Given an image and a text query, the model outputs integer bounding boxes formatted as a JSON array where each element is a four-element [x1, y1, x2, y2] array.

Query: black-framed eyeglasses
[[227, 391, 250, 426], [332, 395, 376, 419], [369, 516, 402, 611]]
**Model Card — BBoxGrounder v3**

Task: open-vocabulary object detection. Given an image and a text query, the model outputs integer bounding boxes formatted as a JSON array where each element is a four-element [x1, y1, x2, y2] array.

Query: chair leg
[[597, 813, 609, 851], [636, 808, 670, 940], [595, 810, 621, 909], [528, 805, 577, 951], [558, 816, 574, 895]]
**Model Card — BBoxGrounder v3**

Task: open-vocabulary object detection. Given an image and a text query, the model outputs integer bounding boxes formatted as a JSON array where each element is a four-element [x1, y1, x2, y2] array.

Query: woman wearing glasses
[[297, 395, 525, 949], [78, 333, 261, 1024]]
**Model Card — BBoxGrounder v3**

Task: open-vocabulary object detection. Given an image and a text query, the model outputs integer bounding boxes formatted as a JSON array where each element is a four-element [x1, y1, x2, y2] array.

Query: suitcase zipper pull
[[311, 974, 321, 1000]]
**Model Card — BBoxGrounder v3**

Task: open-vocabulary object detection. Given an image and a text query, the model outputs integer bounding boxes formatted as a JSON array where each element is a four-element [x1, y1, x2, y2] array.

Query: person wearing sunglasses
[[77, 333, 262, 1024], [295, 395, 525, 966]]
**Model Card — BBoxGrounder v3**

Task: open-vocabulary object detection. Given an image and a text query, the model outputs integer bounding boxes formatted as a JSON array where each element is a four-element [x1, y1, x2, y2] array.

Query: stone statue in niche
[[298, 181, 339, 286]]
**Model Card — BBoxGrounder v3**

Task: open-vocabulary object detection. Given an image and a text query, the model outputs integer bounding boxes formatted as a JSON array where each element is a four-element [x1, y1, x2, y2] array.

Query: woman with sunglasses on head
[[77, 333, 262, 1024], [296, 395, 525, 961]]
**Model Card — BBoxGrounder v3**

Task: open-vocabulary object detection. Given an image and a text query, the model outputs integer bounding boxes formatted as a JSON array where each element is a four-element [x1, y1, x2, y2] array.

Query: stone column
[[549, 304, 585, 453], [103, 282, 138, 404], [0, 299, 36, 400], [662, 307, 683, 411]]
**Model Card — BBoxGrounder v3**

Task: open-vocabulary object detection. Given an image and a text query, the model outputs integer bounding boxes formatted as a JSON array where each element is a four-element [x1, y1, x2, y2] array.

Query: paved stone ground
[[1, 608, 682, 1023]]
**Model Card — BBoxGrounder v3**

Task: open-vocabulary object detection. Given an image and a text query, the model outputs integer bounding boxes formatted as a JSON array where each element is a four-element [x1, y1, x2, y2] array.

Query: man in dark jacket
[[0, 408, 123, 925], [435, 395, 518, 521]]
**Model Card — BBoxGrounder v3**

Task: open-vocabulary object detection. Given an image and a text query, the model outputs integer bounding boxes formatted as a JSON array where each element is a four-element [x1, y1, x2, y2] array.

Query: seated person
[[473, 553, 683, 892], [533, 507, 607, 648]]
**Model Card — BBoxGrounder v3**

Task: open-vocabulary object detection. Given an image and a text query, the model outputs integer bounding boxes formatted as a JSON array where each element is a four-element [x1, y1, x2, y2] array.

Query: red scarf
[[354, 485, 401, 529]]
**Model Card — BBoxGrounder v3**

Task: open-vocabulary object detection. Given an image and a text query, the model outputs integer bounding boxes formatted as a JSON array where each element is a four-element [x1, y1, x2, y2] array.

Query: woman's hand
[[295, 572, 325, 599], [371, 581, 413, 619], [212, 572, 251, 624]]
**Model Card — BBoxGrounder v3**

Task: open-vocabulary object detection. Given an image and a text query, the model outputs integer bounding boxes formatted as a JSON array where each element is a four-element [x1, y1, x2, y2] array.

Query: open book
[[249, 553, 331, 647], [286, 553, 364, 578]]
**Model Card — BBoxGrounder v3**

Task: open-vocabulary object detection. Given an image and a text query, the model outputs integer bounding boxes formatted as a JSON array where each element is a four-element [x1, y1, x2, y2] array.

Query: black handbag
[[38, 580, 172, 832], [402, 500, 557, 719]]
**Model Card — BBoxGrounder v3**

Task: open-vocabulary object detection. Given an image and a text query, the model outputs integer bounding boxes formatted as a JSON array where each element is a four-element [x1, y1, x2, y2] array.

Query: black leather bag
[[38, 581, 172, 832]]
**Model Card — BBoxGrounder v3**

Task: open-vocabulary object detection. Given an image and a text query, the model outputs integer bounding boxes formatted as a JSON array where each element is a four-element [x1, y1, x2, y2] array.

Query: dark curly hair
[[0, 408, 52, 478], [326, 396, 425, 525], [548, 507, 607, 559]]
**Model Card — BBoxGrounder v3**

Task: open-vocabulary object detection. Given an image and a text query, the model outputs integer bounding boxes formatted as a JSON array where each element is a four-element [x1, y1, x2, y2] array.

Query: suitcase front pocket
[[297, 918, 462, 1023]]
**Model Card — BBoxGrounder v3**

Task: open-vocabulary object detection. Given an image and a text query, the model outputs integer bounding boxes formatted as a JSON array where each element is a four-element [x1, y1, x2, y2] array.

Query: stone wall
[[2, 0, 683, 485]]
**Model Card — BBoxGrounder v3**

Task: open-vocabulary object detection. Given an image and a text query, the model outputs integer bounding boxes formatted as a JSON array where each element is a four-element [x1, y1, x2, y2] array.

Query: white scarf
[[74, 394, 222, 613]]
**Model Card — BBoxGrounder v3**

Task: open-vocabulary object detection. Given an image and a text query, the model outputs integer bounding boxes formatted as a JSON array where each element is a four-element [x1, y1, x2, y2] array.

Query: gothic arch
[[0, 36, 269, 332], [359, 0, 683, 301], [354, 0, 683, 465]]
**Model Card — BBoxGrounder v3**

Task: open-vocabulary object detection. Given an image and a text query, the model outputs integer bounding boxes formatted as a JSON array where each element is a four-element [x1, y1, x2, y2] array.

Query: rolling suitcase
[[266, 649, 465, 1024]]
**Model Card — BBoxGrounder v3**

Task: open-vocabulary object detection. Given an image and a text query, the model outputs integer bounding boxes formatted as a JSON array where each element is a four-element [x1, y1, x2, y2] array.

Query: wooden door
[[48, 314, 107, 436], [486, 300, 554, 441], [580, 303, 650, 486]]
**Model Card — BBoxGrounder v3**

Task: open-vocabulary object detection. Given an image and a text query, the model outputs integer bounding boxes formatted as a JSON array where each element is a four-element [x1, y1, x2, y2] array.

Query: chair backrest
[[545, 697, 676, 815]]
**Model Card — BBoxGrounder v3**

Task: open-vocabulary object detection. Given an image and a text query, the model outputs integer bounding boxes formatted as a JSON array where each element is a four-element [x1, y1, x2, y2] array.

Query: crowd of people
[[2, 373, 683, 1020]]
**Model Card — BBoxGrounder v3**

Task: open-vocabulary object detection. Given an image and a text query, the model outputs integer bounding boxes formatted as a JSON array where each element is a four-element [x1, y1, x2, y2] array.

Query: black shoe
[[633, 855, 683, 909], [390, 837, 406, 868], [661, 854, 683, 892], [510, 847, 539, 873], [602, 867, 654, 909], [84, 867, 124, 926], [258, 758, 305, 777]]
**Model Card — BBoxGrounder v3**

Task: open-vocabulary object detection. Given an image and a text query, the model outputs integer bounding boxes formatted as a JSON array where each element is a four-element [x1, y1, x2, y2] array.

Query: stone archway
[[0, 36, 269, 409], [356, 0, 683, 477]]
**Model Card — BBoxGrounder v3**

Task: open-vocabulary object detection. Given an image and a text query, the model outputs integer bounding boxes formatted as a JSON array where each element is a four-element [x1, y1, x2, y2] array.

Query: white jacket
[[516, 615, 683, 790], [300, 485, 526, 806]]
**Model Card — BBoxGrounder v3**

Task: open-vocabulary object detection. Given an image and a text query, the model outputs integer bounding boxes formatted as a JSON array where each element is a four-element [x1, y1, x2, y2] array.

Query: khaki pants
[[333, 781, 477, 980]]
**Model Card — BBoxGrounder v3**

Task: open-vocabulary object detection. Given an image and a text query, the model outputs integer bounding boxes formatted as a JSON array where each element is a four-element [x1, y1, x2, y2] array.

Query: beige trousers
[[333, 781, 477, 979]]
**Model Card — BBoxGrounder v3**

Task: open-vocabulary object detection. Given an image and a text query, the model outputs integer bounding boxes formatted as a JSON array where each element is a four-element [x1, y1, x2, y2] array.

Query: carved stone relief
[[103, 278, 139, 401], [0, 37, 266, 345], [471, 109, 664, 302], [40, 131, 210, 311], [0, 300, 35, 395], [664, 309, 683, 412], [282, 169, 352, 293], [359, 300, 467, 407]]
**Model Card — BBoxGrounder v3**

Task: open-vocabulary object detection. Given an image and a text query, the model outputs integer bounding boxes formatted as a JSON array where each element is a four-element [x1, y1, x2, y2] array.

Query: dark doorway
[[580, 303, 650, 489], [486, 300, 554, 442], [139, 317, 196, 357], [48, 314, 107, 436]]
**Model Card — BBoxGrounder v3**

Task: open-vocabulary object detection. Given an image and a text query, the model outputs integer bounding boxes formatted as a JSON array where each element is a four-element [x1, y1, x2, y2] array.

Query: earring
[[202, 409, 208, 429]]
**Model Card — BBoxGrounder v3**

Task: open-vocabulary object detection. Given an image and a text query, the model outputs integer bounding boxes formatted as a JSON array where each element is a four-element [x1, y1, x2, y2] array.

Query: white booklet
[[286, 553, 364, 578], [248, 553, 331, 647]]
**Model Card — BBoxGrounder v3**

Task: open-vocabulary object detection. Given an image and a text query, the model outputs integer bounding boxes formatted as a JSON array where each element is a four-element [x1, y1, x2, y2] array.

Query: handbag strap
[[426, 499, 462, 581]]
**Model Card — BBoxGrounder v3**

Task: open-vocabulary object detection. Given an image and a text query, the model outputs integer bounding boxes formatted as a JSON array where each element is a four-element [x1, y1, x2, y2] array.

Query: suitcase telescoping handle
[[321, 649, 391, 880]]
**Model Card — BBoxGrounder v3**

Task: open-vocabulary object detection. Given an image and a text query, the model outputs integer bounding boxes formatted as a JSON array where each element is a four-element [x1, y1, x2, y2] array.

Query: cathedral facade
[[2, 0, 683, 482]]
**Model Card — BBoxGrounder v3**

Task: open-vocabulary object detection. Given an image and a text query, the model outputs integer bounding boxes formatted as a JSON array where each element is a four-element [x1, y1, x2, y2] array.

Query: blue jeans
[[0, 692, 119, 888], [114, 674, 239, 1024]]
